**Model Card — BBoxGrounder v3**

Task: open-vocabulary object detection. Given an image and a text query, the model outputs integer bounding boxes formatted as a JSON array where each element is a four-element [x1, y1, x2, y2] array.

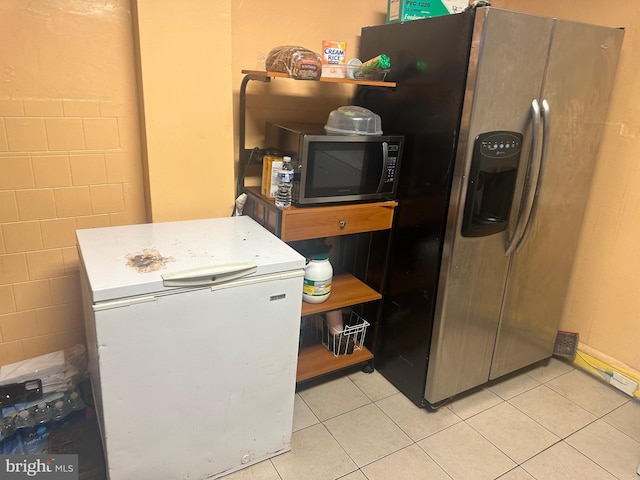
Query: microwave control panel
[[384, 143, 400, 184]]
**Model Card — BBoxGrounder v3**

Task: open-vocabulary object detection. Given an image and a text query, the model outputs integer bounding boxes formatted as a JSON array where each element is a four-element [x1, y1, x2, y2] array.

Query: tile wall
[[0, 98, 145, 365]]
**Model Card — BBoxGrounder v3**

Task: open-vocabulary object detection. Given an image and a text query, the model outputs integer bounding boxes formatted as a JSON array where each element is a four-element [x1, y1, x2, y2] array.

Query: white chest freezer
[[76, 216, 305, 480]]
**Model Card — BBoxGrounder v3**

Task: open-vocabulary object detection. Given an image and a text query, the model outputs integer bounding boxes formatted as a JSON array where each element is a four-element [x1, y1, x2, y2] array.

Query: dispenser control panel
[[462, 131, 524, 237]]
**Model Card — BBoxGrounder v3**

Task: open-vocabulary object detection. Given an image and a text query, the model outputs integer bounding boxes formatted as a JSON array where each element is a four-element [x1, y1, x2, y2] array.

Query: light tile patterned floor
[[224, 358, 640, 480]]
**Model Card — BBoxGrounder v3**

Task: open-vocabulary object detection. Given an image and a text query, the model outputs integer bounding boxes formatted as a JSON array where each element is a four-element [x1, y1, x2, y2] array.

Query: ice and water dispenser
[[462, 131, 523, 237]]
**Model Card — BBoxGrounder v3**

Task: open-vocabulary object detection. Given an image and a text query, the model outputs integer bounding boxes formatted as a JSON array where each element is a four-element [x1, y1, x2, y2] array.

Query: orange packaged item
[[321, 41, 347, 78], [261, 154, 283, 199]]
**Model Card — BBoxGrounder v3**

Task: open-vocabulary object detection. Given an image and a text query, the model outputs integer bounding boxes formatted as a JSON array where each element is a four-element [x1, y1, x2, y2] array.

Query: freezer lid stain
[[126, 249, 175, 273]]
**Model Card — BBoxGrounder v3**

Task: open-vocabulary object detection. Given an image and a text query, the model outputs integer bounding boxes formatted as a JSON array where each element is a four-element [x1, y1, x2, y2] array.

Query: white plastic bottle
[[13, 409, 35, 429], [52, 400, 70, 422], [303, 252, 333, 303], [66, 391, 85, 411], [14, 408, 50, 455], [275, 156, 294, 208], [34, 402, 52, 424], [17, 410, 50, 455]]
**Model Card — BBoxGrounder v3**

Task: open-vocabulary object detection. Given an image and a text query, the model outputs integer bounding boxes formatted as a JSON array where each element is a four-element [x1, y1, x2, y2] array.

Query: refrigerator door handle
[[506, 99, 541, 256], [162, 263, 258, 287], [516, 99, 550, 253]]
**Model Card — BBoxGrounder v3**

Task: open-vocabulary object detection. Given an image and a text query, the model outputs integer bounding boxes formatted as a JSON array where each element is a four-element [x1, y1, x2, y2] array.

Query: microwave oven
[[265, 122, 403, 206]]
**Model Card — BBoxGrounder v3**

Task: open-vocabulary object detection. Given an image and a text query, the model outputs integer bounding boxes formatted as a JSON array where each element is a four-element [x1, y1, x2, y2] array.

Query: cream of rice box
[[321, 41, 347, 78]]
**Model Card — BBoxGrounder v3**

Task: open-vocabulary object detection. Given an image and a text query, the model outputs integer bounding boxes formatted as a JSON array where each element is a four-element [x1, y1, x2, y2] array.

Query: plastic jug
[[303, 253, 332, 303]]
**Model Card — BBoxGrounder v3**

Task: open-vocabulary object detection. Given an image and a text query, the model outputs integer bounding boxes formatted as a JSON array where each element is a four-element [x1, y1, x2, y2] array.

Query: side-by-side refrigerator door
[[425, 9, 554, 404], [490, 21, 624, 380]]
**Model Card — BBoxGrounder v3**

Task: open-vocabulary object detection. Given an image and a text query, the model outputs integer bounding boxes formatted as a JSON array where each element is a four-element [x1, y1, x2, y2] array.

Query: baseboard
[[570, 343, 640, 400]]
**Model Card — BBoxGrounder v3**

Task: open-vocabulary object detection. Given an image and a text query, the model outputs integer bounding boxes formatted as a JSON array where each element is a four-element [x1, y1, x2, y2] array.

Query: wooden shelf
[[241, 70, 396, 88], [301, 273, 381, 317], [296, 343, 374, 383]]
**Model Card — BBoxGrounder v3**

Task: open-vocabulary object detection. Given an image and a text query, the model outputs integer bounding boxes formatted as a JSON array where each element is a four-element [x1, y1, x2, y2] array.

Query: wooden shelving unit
[[240, 69, 396, 384]]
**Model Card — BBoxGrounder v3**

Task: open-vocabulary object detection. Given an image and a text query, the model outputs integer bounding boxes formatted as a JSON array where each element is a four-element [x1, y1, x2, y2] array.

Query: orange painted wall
[[134, 0, 235, 222], [0, 0, 146, 363]]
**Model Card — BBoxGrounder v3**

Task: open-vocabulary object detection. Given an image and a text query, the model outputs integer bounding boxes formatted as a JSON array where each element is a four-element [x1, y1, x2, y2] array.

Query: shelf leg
[[238, 73, 271, 197]]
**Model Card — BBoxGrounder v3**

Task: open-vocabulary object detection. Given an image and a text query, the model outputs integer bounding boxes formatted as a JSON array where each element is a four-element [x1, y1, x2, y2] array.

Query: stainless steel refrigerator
[[355, 6, 623, 407]]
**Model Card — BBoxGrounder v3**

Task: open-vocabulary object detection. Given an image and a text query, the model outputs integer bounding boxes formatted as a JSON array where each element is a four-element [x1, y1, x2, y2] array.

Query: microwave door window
[[306, 143, 383, 197]]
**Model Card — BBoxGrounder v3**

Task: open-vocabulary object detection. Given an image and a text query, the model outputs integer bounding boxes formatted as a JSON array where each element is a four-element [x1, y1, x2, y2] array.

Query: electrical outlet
[[609, 371, 638, 396]]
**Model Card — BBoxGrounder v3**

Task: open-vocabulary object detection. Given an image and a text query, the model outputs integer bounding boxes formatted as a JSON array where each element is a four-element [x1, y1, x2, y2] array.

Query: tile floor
[[225, 357, 640, 480]]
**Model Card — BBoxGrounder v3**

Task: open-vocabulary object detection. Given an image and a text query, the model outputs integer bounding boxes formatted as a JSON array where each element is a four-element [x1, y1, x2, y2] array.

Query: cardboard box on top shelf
[[387, 0, 469, 23], [321, 41, 347, 78]]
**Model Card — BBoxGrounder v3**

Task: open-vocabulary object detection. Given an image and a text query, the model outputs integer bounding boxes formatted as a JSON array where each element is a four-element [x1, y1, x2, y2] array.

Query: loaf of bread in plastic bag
[[265, 46, 322, 80]]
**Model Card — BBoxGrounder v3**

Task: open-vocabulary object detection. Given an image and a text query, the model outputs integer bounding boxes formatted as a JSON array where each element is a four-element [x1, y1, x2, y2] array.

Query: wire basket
[[322, 311, 369, 357]]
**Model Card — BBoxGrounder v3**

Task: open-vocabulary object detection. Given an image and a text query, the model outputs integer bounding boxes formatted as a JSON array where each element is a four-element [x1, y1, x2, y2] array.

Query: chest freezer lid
[[76, 216, 305, 303]]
